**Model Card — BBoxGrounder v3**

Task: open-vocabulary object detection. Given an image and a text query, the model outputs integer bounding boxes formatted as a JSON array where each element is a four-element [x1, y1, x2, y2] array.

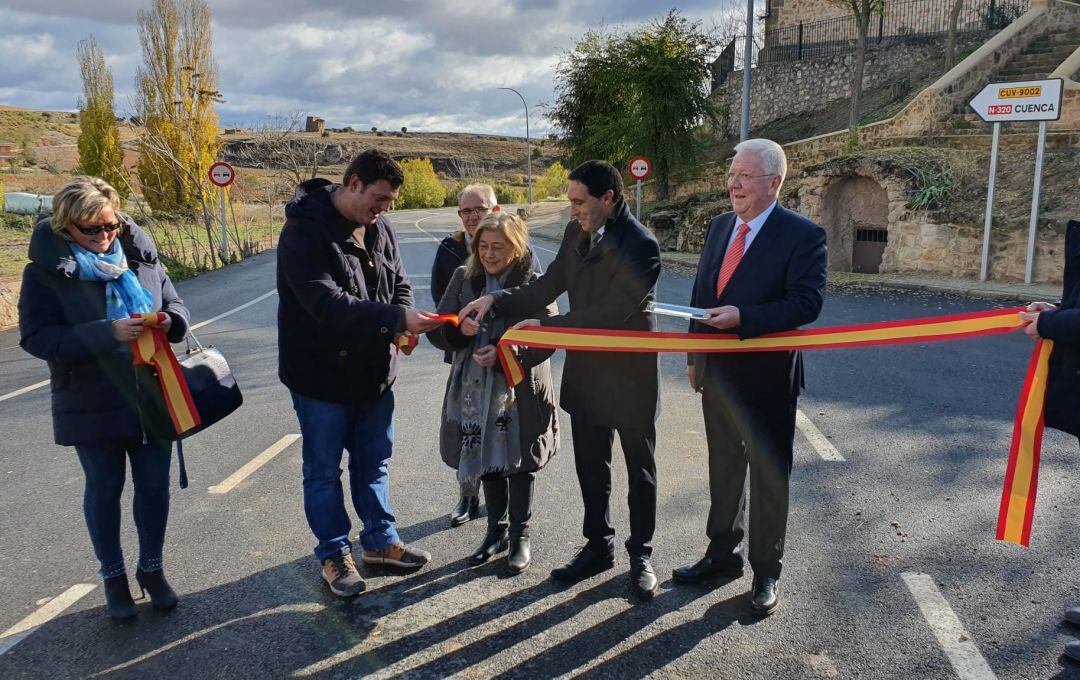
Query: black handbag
[[173, 331, 243, 487]]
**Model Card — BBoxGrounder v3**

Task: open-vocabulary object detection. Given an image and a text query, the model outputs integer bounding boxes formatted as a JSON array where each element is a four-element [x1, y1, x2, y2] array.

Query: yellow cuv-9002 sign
[[999, 86, 1042, 99]]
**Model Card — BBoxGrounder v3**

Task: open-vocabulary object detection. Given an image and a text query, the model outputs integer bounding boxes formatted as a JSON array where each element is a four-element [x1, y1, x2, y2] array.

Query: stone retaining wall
[[714, 34, 989, 138], [797, 159, 1065, 283]]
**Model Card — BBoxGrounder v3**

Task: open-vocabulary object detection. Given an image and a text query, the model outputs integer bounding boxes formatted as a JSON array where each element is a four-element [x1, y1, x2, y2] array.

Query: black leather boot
[[469, 477, 508, 566], [506, 473, 534, 575], [135, 568, 179, 611], [103, 574, 137, 621], [450, 495, 480, 527]]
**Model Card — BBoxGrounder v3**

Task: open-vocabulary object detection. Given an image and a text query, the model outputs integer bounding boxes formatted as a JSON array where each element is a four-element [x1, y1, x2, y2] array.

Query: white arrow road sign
[[969, 78, 1063, 123]]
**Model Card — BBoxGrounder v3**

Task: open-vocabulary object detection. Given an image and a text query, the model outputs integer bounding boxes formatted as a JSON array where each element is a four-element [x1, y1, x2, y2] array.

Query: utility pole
[[740, 0, 755, 141]]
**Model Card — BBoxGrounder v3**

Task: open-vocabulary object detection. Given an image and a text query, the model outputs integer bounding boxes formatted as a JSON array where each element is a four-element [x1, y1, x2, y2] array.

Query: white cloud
[[0, 0, 734, 134]]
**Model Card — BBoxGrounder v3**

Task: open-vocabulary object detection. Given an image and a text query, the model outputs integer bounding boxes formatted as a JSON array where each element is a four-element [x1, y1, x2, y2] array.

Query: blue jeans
[[74, 439, 172, 579], [292, 390, 401, 562]]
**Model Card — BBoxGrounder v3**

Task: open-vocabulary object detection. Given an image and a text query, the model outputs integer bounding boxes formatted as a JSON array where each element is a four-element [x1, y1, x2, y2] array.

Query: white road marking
[[190, 289, 277, 331], [901, 572, 997, 680], [0, 380, 50, 404], [411, 214, 442, 241], [398, 237, 438, 244], [796, 409, 845, 461], [208, 434, 301, 494], [0, 583, 96, 656], [0, 290, 278, 404]]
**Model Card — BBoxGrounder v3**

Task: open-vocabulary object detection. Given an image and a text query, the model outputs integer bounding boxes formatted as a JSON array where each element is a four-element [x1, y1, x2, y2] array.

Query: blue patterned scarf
[[69, 238, 154, 320]]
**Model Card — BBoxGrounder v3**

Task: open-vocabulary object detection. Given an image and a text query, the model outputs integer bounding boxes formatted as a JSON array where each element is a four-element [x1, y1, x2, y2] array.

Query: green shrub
[[443, 180, 469, 207], [397, 158, 446, 209], [493, 183, 527, 205], [534, 162, 569, 200]]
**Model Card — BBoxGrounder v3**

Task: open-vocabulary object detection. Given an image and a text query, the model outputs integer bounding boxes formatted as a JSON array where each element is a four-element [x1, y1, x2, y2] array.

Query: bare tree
[[828, 0, 884, 129], [945, 0, 965, 71], [136, 118, 223, 266]]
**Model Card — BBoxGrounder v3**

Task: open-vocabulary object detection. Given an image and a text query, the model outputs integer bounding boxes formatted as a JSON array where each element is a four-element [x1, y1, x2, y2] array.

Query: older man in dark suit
[[673, 139, 827, 615], [459, 160, 662, 599]]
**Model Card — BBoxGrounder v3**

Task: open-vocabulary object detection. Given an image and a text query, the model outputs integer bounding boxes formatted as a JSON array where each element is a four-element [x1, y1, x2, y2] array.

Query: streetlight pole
[[740, 0, 754, 141], [499, 87, 532, 204]]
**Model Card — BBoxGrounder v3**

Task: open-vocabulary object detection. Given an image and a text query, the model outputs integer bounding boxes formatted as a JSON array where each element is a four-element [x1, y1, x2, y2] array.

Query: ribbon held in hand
[[495, 307, 1049, 546], [129, 312, 201, 436]]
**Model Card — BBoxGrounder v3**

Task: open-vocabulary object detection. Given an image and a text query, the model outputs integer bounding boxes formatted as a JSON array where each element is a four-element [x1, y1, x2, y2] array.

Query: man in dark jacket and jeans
[[277, 150, 441, 597]]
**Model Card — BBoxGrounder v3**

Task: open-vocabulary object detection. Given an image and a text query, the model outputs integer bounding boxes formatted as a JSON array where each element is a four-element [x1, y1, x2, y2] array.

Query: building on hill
[[0, 141, 18, 159], [305, 116, 325, 133]]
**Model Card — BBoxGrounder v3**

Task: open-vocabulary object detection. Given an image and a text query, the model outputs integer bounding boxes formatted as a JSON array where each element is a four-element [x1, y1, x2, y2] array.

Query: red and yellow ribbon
[[130, 312, 201, 436], [495, 307, 1048, 546], [996, 338, 1052, 546]]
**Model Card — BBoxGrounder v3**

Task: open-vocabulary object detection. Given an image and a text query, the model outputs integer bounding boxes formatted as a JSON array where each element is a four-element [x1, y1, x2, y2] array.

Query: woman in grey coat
[[428, 212, 559, 574]]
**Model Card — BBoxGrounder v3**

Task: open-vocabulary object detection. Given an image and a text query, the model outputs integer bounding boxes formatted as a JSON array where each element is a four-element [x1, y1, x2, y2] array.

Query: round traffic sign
[[628, 156, 651, 181], [208, 161, 235, 188]]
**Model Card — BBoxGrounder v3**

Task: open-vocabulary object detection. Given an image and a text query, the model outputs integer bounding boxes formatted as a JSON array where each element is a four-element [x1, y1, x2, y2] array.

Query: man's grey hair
[[733, 138, 787, 184], [458, 183, 498, 208]]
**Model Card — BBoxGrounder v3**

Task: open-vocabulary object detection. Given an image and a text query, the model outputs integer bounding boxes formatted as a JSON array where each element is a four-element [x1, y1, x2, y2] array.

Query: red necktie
[[715, 223, 750, 298]]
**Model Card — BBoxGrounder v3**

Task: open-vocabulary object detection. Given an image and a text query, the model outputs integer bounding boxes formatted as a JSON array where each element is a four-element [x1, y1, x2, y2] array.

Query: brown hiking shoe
[[322, 553, 366, 597], [360, 542, 431, 569]]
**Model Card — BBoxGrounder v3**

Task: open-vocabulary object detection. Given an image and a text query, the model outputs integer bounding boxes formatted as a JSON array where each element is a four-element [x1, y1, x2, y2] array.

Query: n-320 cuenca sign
[[969, 78, 1063, 122]]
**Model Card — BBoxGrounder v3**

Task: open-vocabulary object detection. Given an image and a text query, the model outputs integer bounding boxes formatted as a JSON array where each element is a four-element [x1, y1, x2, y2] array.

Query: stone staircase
[[941, 25, 1080, 137]]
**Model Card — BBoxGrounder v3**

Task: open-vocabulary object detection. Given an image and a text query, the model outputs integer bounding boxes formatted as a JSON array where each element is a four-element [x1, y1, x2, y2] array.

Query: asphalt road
[[0, 206, 1078, 679]]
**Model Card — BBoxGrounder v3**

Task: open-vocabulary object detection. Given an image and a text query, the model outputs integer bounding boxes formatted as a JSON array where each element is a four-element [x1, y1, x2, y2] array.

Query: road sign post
[[1026, 121, 1048, 284], [628, 156, 652, 221], [208, 162, 235, 262], [979, 122, 1000, 281], [968, 79, 1062, 284]]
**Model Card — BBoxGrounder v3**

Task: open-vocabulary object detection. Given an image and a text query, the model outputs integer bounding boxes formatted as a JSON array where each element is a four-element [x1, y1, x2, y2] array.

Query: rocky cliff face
[[219, 138, 522, 177]]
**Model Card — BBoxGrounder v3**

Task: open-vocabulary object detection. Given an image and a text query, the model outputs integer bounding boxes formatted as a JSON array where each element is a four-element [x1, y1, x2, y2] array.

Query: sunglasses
[[74, 221, 122, 236]]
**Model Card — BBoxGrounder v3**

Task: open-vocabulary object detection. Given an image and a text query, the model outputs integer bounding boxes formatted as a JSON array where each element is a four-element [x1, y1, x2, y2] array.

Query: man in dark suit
[[459, 160, 662, 599], [673, 139, 827, 615]]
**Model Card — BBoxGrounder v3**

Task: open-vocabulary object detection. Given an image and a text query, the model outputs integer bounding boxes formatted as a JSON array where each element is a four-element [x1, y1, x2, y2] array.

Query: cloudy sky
[[0, 0, 744, 136]]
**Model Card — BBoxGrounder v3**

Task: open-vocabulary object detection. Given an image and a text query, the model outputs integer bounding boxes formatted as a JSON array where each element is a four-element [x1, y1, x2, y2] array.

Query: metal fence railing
[[714, 0, 1029, 83]]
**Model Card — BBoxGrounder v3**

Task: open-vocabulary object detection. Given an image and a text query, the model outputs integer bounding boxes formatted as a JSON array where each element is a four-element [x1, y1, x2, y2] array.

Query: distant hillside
[[0, 106, 561, 194]]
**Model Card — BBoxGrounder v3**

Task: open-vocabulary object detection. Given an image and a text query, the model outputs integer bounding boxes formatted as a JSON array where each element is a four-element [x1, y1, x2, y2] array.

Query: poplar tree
[[134, 0, 221, 213], [76, 37, 127, 195]]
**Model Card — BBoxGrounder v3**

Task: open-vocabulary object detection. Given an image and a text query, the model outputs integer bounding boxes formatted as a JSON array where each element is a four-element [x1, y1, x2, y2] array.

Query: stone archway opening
[[821, 175, 890, 273]]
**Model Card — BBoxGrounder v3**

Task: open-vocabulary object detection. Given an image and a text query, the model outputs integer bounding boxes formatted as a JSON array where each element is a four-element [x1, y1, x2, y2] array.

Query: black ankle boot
[[135, 568, 178, 610], [450, 495, 480, 527], [468, 529, 509, 566], [103, 574, 137, 621], [507, 535, 531, 574]]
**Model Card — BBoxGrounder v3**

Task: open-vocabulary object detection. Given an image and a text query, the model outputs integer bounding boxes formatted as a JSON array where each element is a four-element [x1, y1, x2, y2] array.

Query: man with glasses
[[674, 139, 827, 616]]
